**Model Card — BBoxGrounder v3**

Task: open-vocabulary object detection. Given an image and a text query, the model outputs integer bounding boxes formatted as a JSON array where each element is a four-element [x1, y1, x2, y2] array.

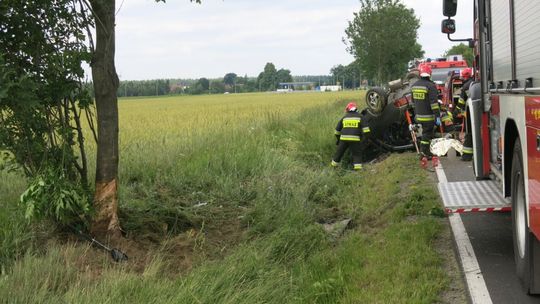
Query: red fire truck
[[442, 0, 540, 293], [417, 56, 469, 101]]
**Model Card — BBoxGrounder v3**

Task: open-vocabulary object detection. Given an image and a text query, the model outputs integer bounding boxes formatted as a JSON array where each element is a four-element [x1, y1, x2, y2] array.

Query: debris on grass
[[321, 218, 352, 241]]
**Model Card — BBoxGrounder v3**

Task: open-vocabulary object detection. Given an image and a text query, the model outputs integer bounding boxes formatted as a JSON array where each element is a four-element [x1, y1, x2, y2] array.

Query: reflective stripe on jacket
[[456, 78, 473, 114], [411, 78, 439, 123], [335, 111, 363, 141]]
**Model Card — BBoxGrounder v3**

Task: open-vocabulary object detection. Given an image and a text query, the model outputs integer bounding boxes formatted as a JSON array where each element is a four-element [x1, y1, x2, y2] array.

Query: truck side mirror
[[441, 19, 456, 34], [443, 0, 457, 17]]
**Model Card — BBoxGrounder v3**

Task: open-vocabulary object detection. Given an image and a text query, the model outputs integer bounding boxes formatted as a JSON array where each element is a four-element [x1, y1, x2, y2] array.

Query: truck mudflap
[[438, 180, 511, 213]]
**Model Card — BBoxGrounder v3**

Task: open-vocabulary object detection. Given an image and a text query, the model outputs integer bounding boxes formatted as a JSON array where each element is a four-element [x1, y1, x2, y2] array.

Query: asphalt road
[[440, 153, 540, 304]]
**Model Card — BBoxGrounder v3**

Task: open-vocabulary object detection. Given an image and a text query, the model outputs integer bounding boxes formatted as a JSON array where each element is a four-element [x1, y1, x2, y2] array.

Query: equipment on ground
[[70, 226, 128, 262], [430, 137, 463, 156], [405, 110, 420, 153]]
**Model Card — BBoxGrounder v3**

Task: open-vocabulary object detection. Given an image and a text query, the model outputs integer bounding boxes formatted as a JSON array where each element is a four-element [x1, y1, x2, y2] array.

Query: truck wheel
[[511, 138, 540, 294], [365, 87, 387, 116]]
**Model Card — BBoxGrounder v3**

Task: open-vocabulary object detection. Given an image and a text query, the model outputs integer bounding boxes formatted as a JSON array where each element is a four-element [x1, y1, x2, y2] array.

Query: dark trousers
[[419, 122, 435, 156], [333, 140, 363, 165], [462, 112, 473, 159]]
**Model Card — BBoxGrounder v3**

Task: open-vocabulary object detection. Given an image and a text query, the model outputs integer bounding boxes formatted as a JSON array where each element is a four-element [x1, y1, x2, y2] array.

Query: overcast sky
[[113, 0, 473, 80]]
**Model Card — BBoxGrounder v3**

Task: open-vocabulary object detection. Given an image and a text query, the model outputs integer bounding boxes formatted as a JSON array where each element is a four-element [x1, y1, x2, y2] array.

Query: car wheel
[[365, 87, 387, 116]]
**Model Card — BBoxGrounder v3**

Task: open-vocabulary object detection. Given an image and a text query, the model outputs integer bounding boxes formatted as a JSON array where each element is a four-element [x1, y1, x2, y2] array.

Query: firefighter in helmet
[[331, 102, 371, 170], [456, 68, 474, 161], [456, 68, 473, 114], [411, 65, 440, 158]]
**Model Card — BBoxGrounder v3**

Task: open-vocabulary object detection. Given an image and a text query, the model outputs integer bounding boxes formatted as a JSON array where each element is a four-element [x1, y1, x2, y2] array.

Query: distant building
[[277, 82, 316, 92], [318, 85, 342, 92]]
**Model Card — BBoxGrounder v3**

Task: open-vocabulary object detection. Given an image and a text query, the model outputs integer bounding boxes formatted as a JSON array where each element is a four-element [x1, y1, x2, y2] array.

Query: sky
[[112, 0, 474, 80]]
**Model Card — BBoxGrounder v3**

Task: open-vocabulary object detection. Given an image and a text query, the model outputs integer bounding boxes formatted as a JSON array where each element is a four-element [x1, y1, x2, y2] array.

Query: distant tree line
[[86, 61, 370, 98], [118, 79, 171, 97], [330, 61, 369, 89], [292, 75, 335, 86], [103, 62, 296, 98]]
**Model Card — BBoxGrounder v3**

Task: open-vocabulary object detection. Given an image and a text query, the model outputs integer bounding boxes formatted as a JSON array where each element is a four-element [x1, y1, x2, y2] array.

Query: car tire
[[365, 87, 387, 116]]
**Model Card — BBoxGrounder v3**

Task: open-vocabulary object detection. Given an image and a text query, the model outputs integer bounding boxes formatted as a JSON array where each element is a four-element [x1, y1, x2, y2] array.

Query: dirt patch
[[56, 204, 247, 280], [434, 217, 468, 304]]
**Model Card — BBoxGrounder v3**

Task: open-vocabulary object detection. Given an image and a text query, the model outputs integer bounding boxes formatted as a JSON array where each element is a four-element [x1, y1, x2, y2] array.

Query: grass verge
[[0, 93, 455, 303]]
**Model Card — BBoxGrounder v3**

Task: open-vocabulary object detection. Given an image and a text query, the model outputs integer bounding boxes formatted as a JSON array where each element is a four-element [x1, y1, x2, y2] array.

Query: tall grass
[[0, 91, 451, 303], [0, 170, 33, 274]]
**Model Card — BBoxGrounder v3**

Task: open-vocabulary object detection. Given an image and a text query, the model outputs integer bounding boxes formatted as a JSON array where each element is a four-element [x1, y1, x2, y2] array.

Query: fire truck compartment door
[[468, 82, 484, 178]]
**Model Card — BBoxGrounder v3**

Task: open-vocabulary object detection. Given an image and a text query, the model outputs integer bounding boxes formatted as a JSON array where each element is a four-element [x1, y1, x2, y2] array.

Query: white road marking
[[435, 162, 493, 304]]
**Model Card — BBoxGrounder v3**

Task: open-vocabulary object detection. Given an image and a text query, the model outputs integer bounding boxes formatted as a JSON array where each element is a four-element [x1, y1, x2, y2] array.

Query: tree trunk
[[89, 0, 121, 239]]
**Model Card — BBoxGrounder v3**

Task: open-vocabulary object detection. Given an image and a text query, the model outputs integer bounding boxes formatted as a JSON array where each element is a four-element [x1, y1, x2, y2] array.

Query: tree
[[345, 0, 424, 84], [0, 0, 94, 224], [443, 43, 474, 66], [276, 69, 293, 84], [257, 63, 278, 91], [2, 0, 202, 239], [88, 0, 201, 239], [331, 62, 363, 89], [223, 73, 237, 89], [198, 77, 210, 91], [210, 80, 226, 94], [237, 74, 258, 93], [86, 0, 123, 238]]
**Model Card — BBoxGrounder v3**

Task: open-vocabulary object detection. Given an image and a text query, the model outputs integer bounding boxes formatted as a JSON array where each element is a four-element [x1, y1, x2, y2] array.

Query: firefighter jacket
[[411, 78, 440, 123], [456, 78, 473, 114], [334, 111, 371, 142]]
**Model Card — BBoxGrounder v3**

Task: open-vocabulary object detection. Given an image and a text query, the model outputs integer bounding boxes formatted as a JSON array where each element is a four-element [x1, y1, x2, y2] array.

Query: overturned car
[[362, 71, 421, 152]]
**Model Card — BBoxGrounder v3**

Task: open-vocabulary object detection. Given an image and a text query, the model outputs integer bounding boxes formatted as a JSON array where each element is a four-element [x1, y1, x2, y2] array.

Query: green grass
[[0, 169, 34, 274], [0, 91, 450, 303]]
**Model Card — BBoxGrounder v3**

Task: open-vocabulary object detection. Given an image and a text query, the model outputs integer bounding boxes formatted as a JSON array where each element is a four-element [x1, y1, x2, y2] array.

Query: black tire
[[365, 87, 387, 115], [511, 138, 536, 293]]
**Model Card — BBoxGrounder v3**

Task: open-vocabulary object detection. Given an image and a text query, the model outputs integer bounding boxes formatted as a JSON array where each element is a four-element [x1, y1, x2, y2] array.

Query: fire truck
[[417, 56, 469, 103], [441, 0, 540, 293]]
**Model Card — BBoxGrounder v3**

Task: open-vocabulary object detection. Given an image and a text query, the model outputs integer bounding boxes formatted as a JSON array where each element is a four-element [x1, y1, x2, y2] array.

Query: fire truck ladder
[[438, 180, 511, 213]]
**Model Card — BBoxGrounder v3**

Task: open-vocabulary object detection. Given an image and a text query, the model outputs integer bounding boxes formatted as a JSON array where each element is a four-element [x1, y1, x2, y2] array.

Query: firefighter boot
[[420, 157, 428, 169], [432, 156, 439, 168]]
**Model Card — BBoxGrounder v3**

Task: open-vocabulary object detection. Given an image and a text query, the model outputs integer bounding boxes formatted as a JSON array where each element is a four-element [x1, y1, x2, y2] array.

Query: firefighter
[[456, 68, 474, 161], [411, 65, 440, 158], [331, 102, 370, 170]]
